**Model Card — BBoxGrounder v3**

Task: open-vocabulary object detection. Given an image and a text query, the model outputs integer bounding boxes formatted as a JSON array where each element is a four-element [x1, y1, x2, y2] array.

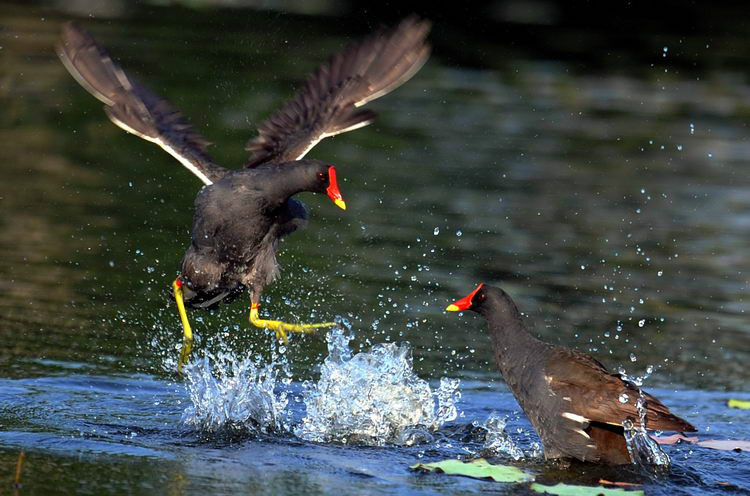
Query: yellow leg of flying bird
[[173, 279, 193, 372], [249, 303, 335, 344]]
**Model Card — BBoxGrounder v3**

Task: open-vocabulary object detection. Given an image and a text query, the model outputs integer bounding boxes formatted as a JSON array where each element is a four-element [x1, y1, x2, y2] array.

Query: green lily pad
[[728, 399, 750, 410], [531, 482, 644, 495], [410, 458, 533, 482]]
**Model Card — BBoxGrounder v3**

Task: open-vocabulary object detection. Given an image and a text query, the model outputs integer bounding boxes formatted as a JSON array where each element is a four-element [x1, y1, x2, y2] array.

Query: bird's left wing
[[57, 22, 227, 185]]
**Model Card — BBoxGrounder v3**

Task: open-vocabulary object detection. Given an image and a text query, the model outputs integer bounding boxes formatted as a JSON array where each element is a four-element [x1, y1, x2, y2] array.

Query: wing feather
[[546, 350, 697, 432], [57, 22, 226, 185], [245, 15, 431, 168]]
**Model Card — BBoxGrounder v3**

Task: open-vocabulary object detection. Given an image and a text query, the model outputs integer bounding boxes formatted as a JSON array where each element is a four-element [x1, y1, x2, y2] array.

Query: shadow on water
[[1, 1, 750, 494]]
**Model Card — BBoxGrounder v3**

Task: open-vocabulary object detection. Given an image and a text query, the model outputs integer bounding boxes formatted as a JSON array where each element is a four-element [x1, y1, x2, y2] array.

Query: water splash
[[479, 414, 525, 460], [478, 413, 543, 460], [181, 350, 289, 436], [295, 328, 461, 446], [623, 390, 671, 467]]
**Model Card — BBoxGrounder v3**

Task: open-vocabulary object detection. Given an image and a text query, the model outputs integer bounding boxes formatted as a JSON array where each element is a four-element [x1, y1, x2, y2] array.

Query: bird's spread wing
[[545, 349, 697, 432], [245, 15, 431, 168], [57, 22, 227, 185]]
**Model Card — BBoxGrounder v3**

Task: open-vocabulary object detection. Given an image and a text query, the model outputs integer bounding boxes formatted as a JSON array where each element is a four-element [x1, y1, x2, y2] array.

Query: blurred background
[[3, 0, 749, 386], [2, 0, 750, 493]]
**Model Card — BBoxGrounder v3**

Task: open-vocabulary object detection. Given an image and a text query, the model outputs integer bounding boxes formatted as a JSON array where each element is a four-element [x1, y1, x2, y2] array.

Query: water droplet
[[630, 353, 637, 362], [433, 227, 439, 235], [456, 230, 462, 237], [638, 319, 645, 328], [619, 393, 629, 404]]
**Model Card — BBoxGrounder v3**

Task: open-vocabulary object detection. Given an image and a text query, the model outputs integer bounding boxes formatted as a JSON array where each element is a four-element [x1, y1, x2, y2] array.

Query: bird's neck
[[482, 304, 544, 382], [258, 166, 316, 208]]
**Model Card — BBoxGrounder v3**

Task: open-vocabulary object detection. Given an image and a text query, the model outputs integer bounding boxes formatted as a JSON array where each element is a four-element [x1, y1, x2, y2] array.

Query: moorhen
[[446, 284, 697, 465], [56, 18, 431, 367]]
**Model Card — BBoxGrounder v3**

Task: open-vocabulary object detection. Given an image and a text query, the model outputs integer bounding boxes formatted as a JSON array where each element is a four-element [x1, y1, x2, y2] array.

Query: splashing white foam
[[295, 328, 461, 446], [181, 351, 288, 435], [479, 413, 542, 460]]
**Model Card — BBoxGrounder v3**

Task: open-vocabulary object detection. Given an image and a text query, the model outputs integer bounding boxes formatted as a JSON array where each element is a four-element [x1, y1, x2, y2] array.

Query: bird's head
[[268, 159, 347, 210], [297, 160, 346, 210], [445, 284, 522, 323]]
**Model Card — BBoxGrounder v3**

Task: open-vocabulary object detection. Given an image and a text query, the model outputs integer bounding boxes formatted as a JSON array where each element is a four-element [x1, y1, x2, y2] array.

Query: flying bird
[[57, 18, 431, 367]]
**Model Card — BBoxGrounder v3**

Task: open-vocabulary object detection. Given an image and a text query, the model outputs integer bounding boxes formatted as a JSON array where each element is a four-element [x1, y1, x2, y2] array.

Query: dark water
[[1, 2, 749, 494]]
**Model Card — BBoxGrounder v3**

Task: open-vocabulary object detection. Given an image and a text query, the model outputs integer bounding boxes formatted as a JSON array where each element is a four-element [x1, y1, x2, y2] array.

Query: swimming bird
[[57, 18, 431, 367], [446, 283, 696, 464]]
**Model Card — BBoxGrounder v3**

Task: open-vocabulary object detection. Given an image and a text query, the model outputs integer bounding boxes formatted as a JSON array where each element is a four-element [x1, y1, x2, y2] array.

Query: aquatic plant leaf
[[599, 480, 643, 488], [410, 458, 533, 482], [652, 434, 750, 451], [727, 399, 750, 410], [697, 440, 750, 451], [651, 434, 699, 445], [531, 482, 644, 495]]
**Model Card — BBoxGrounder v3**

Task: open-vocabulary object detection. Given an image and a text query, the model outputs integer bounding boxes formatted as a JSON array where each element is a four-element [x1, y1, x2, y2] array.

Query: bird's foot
[[249, 303, 336, 344], [178, 337, 193, 372], [173, 278, 194, 372]]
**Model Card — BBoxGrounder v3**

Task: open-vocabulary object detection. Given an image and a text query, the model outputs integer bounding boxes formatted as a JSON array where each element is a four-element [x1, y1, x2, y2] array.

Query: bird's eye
[[317, 172, 326, 181]]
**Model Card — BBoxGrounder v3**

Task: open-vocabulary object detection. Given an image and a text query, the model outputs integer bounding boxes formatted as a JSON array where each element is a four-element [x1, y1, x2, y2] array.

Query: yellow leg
[[249, 303, 335, 344], [173, 279, 194, 372]]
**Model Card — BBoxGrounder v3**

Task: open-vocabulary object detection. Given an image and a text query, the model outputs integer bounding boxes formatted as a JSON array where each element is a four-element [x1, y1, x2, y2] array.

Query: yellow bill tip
[[445, 304, 460, 312], [335, 199, 347, 210]]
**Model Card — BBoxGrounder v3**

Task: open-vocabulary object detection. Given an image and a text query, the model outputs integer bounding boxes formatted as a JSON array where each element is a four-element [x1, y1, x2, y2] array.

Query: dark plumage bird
[[56, 18, 431, 367], [446, 284, 696, 465]]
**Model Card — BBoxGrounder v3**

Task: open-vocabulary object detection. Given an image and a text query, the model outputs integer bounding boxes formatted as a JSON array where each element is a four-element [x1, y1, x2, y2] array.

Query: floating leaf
[[599, 480, 643, 488], [652, 434, 750, 452], [410, 458, 533, 482], [651, 434, 699, 445], [697, 440, 750, 451], [728, 399, 750, 410], [531, 482, 644, 495]]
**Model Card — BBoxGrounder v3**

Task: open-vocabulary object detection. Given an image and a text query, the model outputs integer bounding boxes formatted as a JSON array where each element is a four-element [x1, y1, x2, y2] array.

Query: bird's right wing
[[57, 22, 227, 185], [245, 15, 431, 168]]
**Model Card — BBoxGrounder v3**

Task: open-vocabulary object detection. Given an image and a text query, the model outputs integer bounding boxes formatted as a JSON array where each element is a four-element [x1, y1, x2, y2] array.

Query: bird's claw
[[249, 304, 336, 343]]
